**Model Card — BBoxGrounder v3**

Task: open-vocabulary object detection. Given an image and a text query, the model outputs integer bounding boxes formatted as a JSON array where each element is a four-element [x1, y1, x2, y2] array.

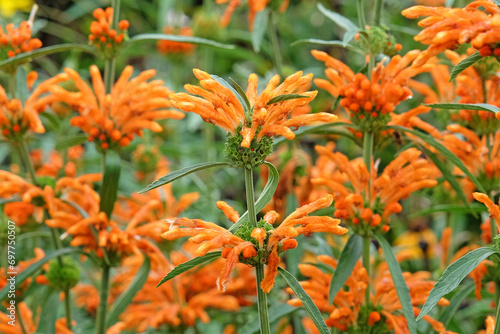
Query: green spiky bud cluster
[[474, 56, 500, 81], [234, 218, 274, 266], [46, 257, 80, 291], [357, 26, 400, 57], [224, 124, 273, 169], [193, 9, 224, 41]]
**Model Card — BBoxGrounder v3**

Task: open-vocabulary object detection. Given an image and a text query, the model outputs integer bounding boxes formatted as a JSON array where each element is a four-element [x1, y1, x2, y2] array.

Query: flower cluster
[[157, 26, 196, 55], [88, 7, 129, 58], [216, 0, 289, 31], [0, 21, 42, 60]]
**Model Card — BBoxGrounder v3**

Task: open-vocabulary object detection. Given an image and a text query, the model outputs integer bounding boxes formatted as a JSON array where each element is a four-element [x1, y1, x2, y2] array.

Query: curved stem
[[95, 263, 110, 334], [268, 11, 283, 77], [362, 235, 371, 306], [255, 264, 271, 334]]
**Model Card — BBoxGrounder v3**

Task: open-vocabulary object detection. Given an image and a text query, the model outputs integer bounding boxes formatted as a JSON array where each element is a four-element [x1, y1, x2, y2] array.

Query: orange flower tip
[[251, 228, 266, 242], [221, 247, 232, 259], [382, 225, 390, 232], [368, 311, 381, 326], [242, 246, 257, 258], [281, 239, 298, 251], [118, 20, 129, 30]]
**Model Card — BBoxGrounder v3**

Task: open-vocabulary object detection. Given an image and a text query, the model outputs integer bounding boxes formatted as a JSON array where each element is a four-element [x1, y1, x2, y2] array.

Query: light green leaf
[[438, 281, 475, 326], [267, 94, 309, 105], [107, 255, 151, 326], [417, 247, 498, 321], [211, 75, 249, 115], [278, 267, 329, 334], [239, 304, 297, 334], [138, 162, 233, 194], [425, 103, 500, 114], [0, 44, 97, 69], [55, 134, 88, 150], [100, 150, 121, 218], [17, 231, 52, 242], [273, 121, 356, 146], [229, 77, 252, 113], [388, 125, 487, 193], [290, 39, 364, 54], [228, 161, 279, 232], [317, 3, 359, 32], [449, 51, 482, 82], [251, 8, 269, 53], [375, 234, 417, 334], [328, 234, 362, 304], [126, 33, 235, 49], [156, 252, 221, 288], [35, 290, 59, 334], [409, 204, 486, 218]]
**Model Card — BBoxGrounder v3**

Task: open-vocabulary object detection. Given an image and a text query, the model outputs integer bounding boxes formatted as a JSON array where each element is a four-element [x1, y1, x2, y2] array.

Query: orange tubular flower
[[402, 1, 500, 66], [170, 69, 334, 150], [162, 195, 347, 293], [312, 50, 431, 132], [0, 21, 42, 60], [312, 145, 438, 233], [216, 0, 289, 31], [473, 192, 500, 231], [157, 26, 196, 54], [288, 256, 450, 333], [88, 7, 129, 58], [50, 65, 184, 150], [0, 71, 69, 139]]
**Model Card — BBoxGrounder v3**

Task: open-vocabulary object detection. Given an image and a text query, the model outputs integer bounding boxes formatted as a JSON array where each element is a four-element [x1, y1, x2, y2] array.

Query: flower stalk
[[95, 263, 111, 334], [16, 139, 38, 186], [268, 11, 283, 77]]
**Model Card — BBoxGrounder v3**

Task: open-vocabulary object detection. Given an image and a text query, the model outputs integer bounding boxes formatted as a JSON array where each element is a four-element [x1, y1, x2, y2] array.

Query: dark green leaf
[[0, 248, 83, 301], [425, 103, 500, 114], [211, 75, 249, 116], [55, 134, 88, 150], [417, 247, 498, 321], [317, 3, 359, 31], [409, 204, 487, 218], [100, 150, 121, 218], [438, 281, 475, 326], [375, 234, 417, 334], [0, 44, 97, 69], [329, 234, 362, 304], [138, 162, 233, 193], [251, 8, 269, 52], [273, 122, 356, 146], [278, 267, 329, 334], [449, 52, 482, 82], [267, 94, 309, 105], [388, 125, 487, 193], [0, 197, 20, 205], [418, 145, 473, 214], [0, 303, 7, 314], [156, 252, 221, 288], [40, 112, 61, 132], [229, 77, 251, 113], [108, 255, 151, 326], [290, 39, 364, 54], [228, 161, 278, 232], [126, 33, 235, 49], [239, 304, 297, 334], [35, 290, 59, 334]]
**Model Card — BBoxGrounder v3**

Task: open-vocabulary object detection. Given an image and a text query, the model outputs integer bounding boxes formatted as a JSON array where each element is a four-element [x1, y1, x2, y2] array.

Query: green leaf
[[0, 44, 97, 69], [317, 3, 359, 32], [138, 162, 233, 194], [239, 304, 296, 334], [229, 77, 252, 113], [40, 112, 61, 132], [438, 281, 475, 326], [0, 197, 20, 205], [417, 247, 498, 321], [17, 231, 52, 242], [388, 125, 487, 193], [251, 8, 269, 53], [228, 161, 279, 232], [0, 248, 83, 301], [494, 0, 500, 6], [328, 234, 362, 304], [211, 75, 250, 116], [278, 267, 330, 334], [425, 103, 500, 114], [156, 251, 221, 288], [126, 33, 235, 49], [290, 39, 364, 54], [99, 150, 121, 218], [267, 94, 309, 105], [107, 255, 151, 326], [273, 122, 356, 146], [342, 30, 357, 46], [449, 51, 482, 82], [409, 203, 487, 218], [418, 144, 473, 215], [35, 290, 59, 334], [55, 134, 88, 150], [374, 234, 418, 334]]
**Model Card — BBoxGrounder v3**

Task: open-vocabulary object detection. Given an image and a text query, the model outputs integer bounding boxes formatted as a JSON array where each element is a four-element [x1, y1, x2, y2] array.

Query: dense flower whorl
[[0, 21, 42, 60], [88, 7, 129, 58]]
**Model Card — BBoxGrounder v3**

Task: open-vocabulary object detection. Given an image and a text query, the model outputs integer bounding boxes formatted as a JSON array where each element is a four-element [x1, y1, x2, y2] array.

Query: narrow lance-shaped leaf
[[425, 103, 500, 114], [107, 255, 151, 326], [156, 251, 222, 288], [239, 304, 297, 334], [228, 161, 279, 232], [278, 267, 330, 334], [273, 122, 357, 146], [100, 150, 121, 218], [438, 281, 475, 326], [229, 77, 251, 113], [290, 39, 365, 54], [409, 203, 486, 218], [317, 3, 359, 31], [387, 125, 487, 193], [449, 52, 482, 82], [251, 8, 269, 53], [35, 290, 59, 333], [417, 247, 498, 321], [374, 234, 418, 334], [211, 75, 249, 116], [126, 33, 235, 49], [328, 234, 362, 304], [138, 162, 234, 194], [267, 94, 309, 105]]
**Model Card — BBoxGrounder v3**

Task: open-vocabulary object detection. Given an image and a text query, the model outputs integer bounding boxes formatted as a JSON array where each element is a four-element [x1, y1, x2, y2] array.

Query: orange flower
[[50, 65, 184, 150], [162, 195, 347, 293], [0, 21, 42, 60], [288, 255, 449, 333], [0, 248, 45, 299], [312, 50, 431, 131], [88, 7, 129, 58], [402, 1, 500, 66], [170, 69, 334, 149], [157, 26, 196, 54], [216, 0, 289, 31], [74, 283, 100, 316], [474, 192, 500, 231], [312, 145, 438, 233], [0, 71, 68, 139]]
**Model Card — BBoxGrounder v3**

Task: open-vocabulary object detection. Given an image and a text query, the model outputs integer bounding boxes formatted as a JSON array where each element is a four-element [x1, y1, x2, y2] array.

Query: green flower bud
[[47, 257, 80, 291], [224, 124, 273, 169]]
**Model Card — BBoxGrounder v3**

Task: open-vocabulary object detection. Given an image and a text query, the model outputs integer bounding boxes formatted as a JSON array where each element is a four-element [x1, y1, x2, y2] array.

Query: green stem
[[255, 264, 271, 334], [16, 139, 38, 186], [373, 0, 383, 26], [494, 286, 500, 334], [362, 235, 371, 306], [363, 132, 374, 202], [111, 0, 120, 28], [357, 0, 367, 29], [16, 304, 28, 334], [9, 71, 16, 99], [64, 287, 72, 330], [268, 11, 283, 77], [103, 58, 116, 95], [245, 168, 258, 227], [95, 263, 110, 334]]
